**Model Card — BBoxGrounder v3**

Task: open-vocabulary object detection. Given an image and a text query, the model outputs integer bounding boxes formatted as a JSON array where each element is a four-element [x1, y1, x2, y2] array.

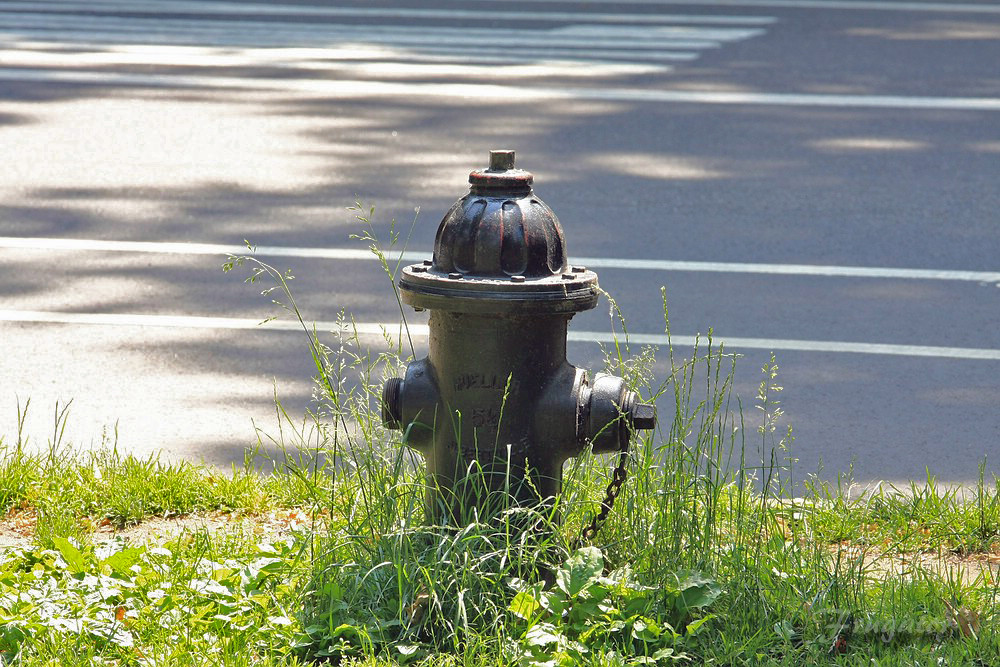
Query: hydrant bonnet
[[399, 150, 599, 315]]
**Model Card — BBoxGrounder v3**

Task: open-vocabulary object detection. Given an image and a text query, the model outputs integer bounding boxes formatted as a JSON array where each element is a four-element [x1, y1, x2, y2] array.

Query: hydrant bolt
[[629, 403, 657, 431]]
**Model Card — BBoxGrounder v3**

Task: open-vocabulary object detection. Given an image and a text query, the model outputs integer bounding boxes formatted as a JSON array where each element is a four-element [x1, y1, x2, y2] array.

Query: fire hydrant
[[381, 150, 655, 522]]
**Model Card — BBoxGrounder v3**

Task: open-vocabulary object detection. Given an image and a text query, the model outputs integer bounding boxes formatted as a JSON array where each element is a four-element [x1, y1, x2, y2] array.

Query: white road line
[[459, 0, 1000, 13], [575, 256, 1000, 284], [0, 44, 697, 67], [377, 45, 699, 63], [2, 237, 998, 284], [1, 310, 998, 360], [2, 68, 998, 111], [0, 42, 700, 66], [567, 332, 1000, 361], [569, 87, 1000, 111], [0, 237, 392, 261]]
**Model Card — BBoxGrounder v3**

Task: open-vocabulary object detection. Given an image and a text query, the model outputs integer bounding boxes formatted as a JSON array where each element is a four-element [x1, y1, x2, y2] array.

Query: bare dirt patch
[[0, 508, 321, 549], [829, 541, 1000, 587]]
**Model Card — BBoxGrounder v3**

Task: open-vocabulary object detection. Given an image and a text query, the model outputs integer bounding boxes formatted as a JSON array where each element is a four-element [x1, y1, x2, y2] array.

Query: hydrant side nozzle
[[381, 377, 403, 429], [583, 374, 657, 454], [585, 373, 629, 454], [380, 360, 441, 449]]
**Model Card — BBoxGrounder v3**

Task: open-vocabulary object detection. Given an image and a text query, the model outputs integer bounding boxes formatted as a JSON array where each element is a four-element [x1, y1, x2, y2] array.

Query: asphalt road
[[1, 0, 998, 489]]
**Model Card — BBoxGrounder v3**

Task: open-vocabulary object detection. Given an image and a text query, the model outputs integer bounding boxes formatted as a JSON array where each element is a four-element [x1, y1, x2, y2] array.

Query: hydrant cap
[[437, 150, 562, 278], [399, 150, 599, 314]]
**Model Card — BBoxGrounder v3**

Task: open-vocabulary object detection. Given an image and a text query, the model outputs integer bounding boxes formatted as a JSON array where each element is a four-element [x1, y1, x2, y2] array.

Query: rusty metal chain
[[579, 443, 630, 543]]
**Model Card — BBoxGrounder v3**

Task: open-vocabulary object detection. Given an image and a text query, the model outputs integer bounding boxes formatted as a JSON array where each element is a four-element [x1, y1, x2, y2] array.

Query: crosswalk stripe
[[0, 10, 765, 42], [0, 14, 751, 50], [0, 49, 667, 77], [0, 42, 697, 66], [375, 45, 699, 63], [0, 5, 769, 68], [0, 2, 778, 26]]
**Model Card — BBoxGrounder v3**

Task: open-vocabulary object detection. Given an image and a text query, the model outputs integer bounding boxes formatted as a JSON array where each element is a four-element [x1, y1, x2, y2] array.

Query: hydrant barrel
[[382, 151, 655, 523]]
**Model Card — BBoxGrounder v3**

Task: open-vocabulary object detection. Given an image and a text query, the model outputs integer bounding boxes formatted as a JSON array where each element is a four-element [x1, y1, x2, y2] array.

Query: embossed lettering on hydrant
[[471, 406, 501, 429], [453, 373, 518, 393]]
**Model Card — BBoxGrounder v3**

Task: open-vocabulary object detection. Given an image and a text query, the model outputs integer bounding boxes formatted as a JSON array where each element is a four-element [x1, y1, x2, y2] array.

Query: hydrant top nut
[[487, 149, 516, 171]]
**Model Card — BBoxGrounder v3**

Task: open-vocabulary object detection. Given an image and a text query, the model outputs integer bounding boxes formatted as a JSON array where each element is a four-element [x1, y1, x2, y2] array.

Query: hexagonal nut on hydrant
[[629, 402, 657, 431], [380, 150, 656, 523]]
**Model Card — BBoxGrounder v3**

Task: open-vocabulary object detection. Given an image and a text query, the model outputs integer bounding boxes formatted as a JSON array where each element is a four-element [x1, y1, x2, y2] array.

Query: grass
[[0, 399, 313, 540], [2, 209, 999, 665]]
